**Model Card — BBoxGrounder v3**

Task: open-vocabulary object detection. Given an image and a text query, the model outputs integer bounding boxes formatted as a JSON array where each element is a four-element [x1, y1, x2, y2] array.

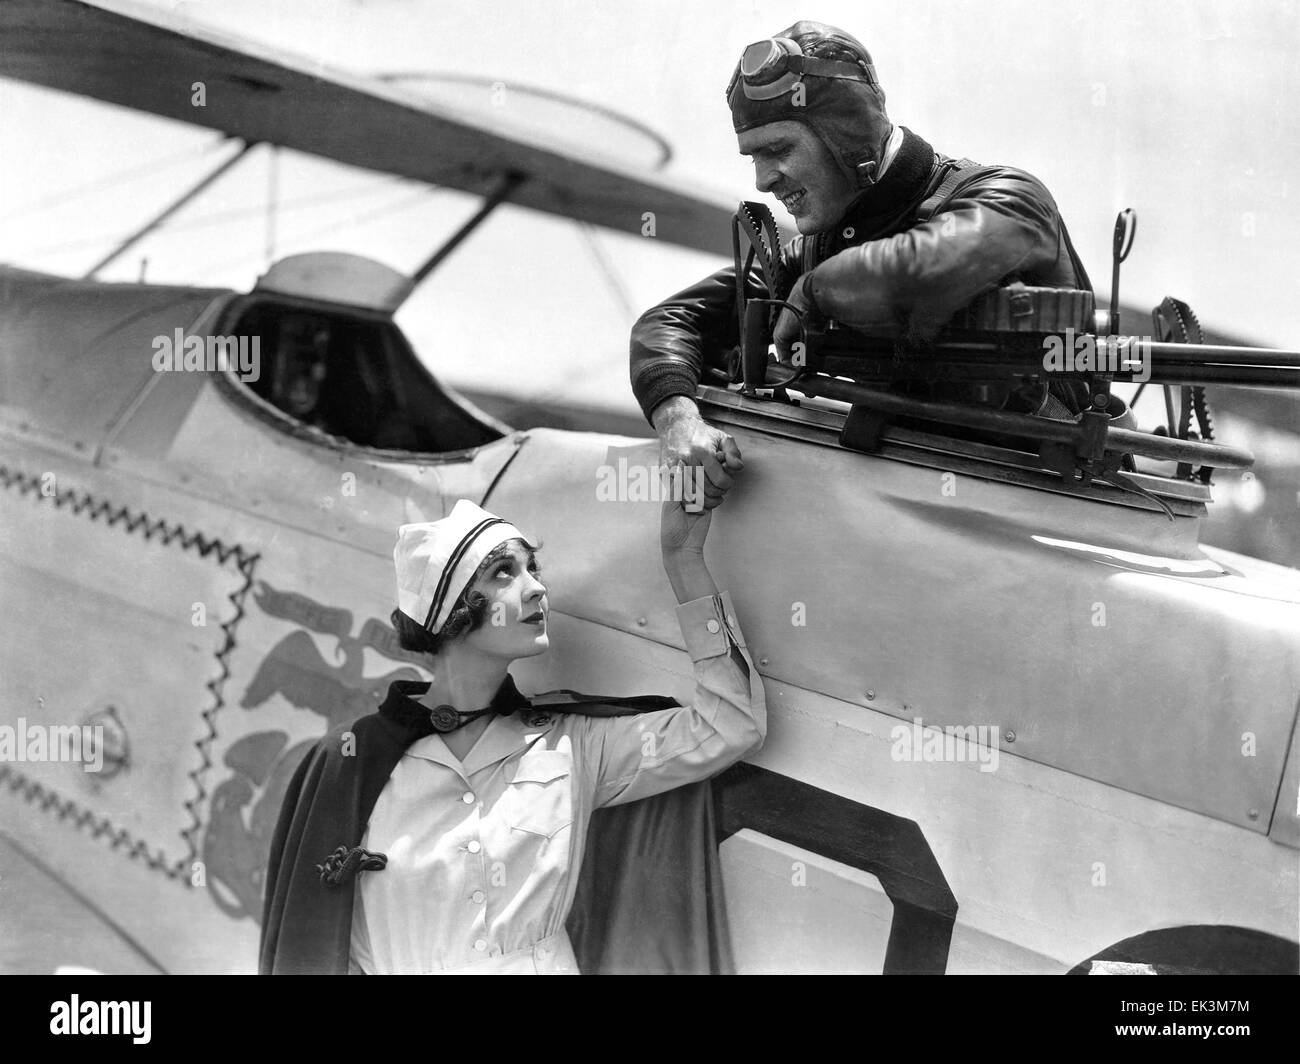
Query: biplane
[[0, 0, 1297, 975]]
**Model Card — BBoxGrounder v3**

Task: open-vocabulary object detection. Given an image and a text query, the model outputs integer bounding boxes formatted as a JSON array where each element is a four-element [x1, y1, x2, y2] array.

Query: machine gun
[[731, 202, 1300, 504]]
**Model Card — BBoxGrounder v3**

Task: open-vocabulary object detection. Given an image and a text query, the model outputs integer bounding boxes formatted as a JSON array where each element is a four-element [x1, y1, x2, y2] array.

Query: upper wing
[[0, 0, 734, 255]]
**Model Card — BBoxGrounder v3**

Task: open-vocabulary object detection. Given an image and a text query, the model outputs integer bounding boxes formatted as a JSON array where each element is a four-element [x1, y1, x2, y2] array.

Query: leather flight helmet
[[727, 20, 891, 190]]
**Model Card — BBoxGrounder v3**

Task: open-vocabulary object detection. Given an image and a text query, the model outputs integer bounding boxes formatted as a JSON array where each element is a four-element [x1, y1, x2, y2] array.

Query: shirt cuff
[[676, 590, 745, 661]]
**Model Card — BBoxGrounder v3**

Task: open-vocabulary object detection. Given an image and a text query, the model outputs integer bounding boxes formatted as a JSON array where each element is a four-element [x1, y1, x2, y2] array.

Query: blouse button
[[471, 890, 486, 904], [474, 939, 488, 953], [462, 791, 475, 804], [467, 840, 481, 854], [706, 619, 720, 634]]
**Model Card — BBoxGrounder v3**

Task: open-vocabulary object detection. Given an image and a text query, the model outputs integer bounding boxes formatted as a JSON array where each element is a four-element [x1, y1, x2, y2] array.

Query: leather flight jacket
[[630, 127, 1092, 422]]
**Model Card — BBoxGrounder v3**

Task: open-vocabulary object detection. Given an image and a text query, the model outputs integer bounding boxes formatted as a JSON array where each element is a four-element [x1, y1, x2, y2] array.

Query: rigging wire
[[474, 220, 638, 409], [11, 176, 411, 261], [0, 136, 228, 224], [190, 183, 439, 281], [576, 221, 634, 320]]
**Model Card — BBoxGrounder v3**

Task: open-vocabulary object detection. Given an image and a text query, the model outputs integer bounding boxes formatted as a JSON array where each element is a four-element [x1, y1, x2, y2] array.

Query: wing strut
[[82, 138, 257, 279], [402, 170, 526, 300]]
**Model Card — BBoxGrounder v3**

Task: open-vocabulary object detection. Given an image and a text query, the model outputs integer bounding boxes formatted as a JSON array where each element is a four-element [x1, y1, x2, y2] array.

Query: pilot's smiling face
[[739, 120, 859, 235], [462, 541, 549, 659]]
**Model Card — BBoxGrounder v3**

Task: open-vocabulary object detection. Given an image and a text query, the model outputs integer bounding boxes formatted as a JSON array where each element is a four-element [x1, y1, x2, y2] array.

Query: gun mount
[[730, 203, 1300, 509]]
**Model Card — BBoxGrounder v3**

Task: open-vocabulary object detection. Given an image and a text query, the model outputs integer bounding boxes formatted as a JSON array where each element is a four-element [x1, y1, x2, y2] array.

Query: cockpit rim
[[208, 290, 515, 465], [697, 383, 1213, 520]]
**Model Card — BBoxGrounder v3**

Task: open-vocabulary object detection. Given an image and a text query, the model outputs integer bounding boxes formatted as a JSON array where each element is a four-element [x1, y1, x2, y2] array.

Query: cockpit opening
[[223, 297, 505, 453]]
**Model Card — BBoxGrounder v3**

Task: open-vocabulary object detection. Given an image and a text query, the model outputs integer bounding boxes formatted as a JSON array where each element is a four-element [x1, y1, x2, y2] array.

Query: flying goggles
[[726, 36, 877, 102]]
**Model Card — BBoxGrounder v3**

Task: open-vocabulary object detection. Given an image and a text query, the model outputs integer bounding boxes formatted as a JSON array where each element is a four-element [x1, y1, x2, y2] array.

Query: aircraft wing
[[0, 0, 735, 256]]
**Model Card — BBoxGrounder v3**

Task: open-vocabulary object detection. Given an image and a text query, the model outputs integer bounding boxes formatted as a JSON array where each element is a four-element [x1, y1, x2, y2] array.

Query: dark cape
[[258, 676, 733, 974]]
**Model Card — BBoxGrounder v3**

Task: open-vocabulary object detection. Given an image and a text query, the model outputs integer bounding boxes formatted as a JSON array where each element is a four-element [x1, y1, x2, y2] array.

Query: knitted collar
[[378, 674, 529, 737]]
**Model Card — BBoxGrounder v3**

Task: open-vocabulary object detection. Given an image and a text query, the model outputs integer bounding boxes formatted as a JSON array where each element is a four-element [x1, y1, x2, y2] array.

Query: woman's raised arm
[[576, 499, 767, 809]]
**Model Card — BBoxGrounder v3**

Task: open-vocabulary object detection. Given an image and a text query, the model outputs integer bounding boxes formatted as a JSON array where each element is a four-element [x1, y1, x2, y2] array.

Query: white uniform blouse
[[348, 591, 766, 974]]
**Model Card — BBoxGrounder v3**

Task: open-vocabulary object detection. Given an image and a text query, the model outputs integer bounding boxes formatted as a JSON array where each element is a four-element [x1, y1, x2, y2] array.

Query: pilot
[[259, 497, 765, 974], [281, 356, 327, 422], [272, 322, 331, 429], [630, 20, 1094, 508]]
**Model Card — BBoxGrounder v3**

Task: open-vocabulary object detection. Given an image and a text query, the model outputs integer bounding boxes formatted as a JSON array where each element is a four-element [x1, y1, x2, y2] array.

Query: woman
[[259, 495, 765, 974]]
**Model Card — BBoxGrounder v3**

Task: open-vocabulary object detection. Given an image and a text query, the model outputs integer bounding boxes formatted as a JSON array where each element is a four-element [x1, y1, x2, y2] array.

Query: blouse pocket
[[505, 750, 574, 839]]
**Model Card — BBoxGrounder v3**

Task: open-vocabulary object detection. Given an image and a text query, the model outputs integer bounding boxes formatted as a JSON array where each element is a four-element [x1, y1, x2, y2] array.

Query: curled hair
[[390, 539, 531, 656]]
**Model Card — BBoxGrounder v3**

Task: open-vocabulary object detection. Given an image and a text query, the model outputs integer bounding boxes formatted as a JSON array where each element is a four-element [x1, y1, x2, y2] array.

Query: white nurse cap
[[394, 499, 535, 633]]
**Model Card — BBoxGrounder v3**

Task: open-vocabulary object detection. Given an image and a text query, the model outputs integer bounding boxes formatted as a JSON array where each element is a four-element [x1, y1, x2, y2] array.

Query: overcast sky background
[[2, 0, 1296, 417]]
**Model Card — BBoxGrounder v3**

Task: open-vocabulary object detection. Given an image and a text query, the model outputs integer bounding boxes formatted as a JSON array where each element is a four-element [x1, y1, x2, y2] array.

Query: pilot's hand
[[773, 273, 819, 365], [656, 403, 743, 510]]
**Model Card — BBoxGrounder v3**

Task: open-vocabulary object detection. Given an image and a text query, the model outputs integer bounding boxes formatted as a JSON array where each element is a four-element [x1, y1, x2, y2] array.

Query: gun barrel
[[1142, 341, 1300, 368], [814, 329, 1300, 388], [1143, 366, 1300, 387]]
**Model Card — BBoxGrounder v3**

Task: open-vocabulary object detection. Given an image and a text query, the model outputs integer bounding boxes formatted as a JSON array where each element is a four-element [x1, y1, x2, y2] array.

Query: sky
[[2, 0, 1297, 417]]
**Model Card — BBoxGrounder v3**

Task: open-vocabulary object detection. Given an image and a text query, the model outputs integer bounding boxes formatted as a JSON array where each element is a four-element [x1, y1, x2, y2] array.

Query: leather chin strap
[[852, 126, 902, 189]]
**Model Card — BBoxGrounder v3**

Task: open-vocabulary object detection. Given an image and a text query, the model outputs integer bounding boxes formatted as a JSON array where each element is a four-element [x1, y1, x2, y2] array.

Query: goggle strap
[[791, 54, 877, 86], [726, 39, 878, 100]]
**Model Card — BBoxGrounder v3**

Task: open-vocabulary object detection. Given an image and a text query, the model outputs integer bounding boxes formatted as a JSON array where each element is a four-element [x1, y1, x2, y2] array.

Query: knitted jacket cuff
[[633, 360, 700, 426]]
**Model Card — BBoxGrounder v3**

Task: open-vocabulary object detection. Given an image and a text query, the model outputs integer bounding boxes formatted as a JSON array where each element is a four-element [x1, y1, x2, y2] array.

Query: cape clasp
[[317, 845, 388, 886]]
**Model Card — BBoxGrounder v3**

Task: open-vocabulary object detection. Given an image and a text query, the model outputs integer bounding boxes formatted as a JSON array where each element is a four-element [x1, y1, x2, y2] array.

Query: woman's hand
[[660, 494, 712, 556], [660, 499, 718, 604]]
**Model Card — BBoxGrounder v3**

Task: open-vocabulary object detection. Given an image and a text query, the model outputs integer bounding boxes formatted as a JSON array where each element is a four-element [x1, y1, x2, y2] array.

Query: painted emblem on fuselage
[[202, 581, 423, 921]]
